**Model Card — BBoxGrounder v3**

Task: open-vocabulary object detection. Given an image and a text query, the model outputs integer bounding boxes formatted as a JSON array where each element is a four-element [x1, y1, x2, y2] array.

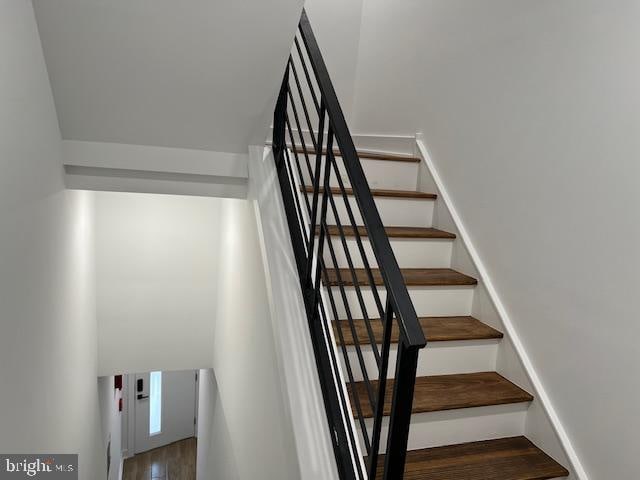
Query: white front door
[[134, 369, 197, 453]]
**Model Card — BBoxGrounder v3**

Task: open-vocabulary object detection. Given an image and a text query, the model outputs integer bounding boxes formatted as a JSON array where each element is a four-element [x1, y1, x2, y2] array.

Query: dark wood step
[[370, 436, 569, 480], [325, 268, 477, 287], [302, 185, 436, 200], [294, 146, 420, 163], [321, 225, 456, 239], [348, 372, 533, 419], [334, 316, 503, 346]]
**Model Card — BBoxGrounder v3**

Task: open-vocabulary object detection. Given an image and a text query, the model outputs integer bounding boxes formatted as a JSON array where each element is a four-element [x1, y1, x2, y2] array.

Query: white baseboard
[[415, 134, 588, 480]]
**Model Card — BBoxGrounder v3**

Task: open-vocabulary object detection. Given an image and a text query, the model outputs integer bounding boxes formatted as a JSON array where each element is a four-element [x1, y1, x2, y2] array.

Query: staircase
[[272, 10, 569, 480], [325, 150, 569, 480]]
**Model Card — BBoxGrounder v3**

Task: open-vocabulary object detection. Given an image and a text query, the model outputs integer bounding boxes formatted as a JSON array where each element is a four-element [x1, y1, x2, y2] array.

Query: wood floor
[[123, 438, 196, 480], [325, 267, 478, 286], [370, 437, 570, 480], [321, 225, 457, 239], [348, 372, 533, 419], [334, 315, 503, 345], [303, 185, 438, 199]]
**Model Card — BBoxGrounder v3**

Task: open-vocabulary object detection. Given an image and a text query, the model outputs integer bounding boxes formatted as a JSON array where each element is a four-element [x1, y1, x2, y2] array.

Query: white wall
[[98, 377, 123, 480], [308, 1, 640, 478], [96, 192, 301, 478], [196, 369, 240, 480], [196, 199, 301, 480], [304, 0, 364, 122], [95, 192, 223, 375], [248, 147, 340, 480], [0, 2, 104, 478]]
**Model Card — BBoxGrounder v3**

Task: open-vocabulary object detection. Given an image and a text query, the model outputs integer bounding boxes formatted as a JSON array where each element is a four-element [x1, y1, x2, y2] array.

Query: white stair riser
[[358, 158, 420, 190], [326, 237, 452, 269], [299, 164, 344, 189], [328, 286, 475, 319], [307, 193, 434, 227], [356, 403, 528, 452], [300, 156, 419, 191], [340, 340, 499, 381]]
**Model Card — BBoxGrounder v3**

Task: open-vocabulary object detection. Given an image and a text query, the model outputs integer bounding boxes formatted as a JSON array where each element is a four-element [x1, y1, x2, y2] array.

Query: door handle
[[137, 394, 149, 400]]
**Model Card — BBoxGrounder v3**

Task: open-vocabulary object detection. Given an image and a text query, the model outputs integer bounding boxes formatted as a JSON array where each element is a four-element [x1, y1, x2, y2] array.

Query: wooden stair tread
[[334, 316, 503, 345], [302, 185, 437, 199], [348, 372, 533, 418], [326, 268, 477, 287], [371, 436, 569, 480], [294, 146, 420, 163], [321, 225, 456, 239]]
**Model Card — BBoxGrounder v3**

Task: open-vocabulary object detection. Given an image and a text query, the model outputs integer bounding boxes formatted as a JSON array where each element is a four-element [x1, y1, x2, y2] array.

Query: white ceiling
[[33, 0, 302, 153]]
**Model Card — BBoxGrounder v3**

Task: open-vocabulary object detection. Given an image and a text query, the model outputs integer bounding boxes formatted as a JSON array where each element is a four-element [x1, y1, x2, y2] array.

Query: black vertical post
[[311, 128, 334, 303], [305, 100, 326, 287], [382, 338, 420, 480], [367, 298, 394, 479], [273, 64, 289, 169], [273, 65, 307, 282]]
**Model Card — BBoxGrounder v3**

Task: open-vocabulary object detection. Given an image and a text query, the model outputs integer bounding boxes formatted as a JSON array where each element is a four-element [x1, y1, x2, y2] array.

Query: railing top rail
[[297, 9, 426, 348]]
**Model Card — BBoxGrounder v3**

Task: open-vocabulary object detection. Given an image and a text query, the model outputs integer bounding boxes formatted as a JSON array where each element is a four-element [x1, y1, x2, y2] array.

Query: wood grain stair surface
[[348, 372, 533, 418], [294, 146, 421, 163], [370, 436, 569, 480], [326, 268, 477, 287], [302, 185, 437, 199], [321, 225, 456, 239], [334, 316, 503, 346]]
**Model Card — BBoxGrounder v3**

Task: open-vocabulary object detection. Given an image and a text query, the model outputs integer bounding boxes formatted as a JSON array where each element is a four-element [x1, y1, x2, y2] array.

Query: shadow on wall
[[98, 376, 123, 480], [196, 369, 240, 480], [201, 198, 302, 480]]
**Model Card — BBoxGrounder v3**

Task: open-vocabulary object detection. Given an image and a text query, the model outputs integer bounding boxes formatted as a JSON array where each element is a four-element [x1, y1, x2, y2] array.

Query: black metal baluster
[[287, 88, 314, 180], [368, 297, 394, 479], [294, 36, 320, 114], [285, 114, 314, 192], [312, 128, 334, 293], [274, 67, 307, 281], [382, 336, 420, 480], [283, 148, 310, 245], [328, 154, 386, 322], [324, 187, 382, 366], [315, 291, 367, 480], [322, 273, 372, 455], [304, 101, 326, 286], [312, 129, 365, 480], [323, 218, 377, 410], [285, 115, 312, 217], [289, 56, 318, 150]]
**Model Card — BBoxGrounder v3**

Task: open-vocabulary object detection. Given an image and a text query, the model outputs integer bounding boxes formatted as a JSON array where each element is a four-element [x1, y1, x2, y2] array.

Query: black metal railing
[[272, 9, 427, 480]]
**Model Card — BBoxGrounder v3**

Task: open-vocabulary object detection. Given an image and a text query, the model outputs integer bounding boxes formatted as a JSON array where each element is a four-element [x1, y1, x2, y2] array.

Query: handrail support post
[[382, 338, 420, 479]]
